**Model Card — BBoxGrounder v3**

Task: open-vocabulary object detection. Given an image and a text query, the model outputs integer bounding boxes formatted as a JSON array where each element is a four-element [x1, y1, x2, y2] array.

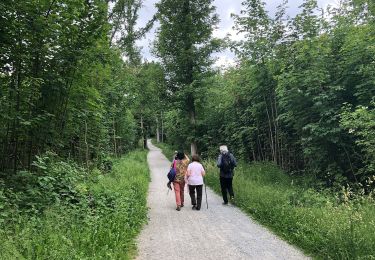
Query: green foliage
[[0, 0, 145, 172], [109, 0, 156, 66], [0, 152, 86, 217], [0, 150, 149, 259], [155, 0, 220, 151], [157, 0, 375, 189], [341, 101, 375, 185]]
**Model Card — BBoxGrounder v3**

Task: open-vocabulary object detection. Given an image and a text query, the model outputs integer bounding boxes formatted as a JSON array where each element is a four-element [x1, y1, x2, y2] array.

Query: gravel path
[[135, 140, 309, 260]]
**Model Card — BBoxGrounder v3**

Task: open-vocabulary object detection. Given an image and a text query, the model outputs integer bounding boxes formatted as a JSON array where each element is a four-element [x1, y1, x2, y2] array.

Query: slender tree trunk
[[161, 111, 164, 142], [270, 91, 280, 165], [12, 57, 22, 174], [5, 75, 16, 170], [113, 117, 117, 157], [84, 118, 89, 169], [251, 142, 256, 161], [343, 145, 358, 183], [280, 135, 284, 169], [257, 134, 263, 161], [264, 96, 275, 162], [156, 116, 160, 143], [189, 108, 197, 156], [27, 138, 33, 171], [59, 74, 75, 134], [2, 82, 12, 170], [140, 114, 145, 149], [1, 124, 10, 171], [28, 37, 42, 170]]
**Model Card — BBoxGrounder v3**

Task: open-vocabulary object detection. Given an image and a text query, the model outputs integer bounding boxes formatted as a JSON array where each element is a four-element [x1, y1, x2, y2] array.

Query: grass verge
[[0, 150, 149, 260]]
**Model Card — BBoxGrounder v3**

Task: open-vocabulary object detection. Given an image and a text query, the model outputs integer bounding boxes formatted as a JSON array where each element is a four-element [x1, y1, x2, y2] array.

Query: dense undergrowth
[[0, 150, 149, 259], [155, 141, 375, 259]]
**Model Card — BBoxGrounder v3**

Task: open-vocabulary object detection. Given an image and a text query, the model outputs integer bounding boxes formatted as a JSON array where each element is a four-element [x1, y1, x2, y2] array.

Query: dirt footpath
[[135, 140, 309, 260]]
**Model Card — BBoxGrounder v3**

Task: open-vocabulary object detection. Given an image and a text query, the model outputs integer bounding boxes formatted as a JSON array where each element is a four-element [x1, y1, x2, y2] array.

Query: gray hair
[[219, 145, 228, 153]]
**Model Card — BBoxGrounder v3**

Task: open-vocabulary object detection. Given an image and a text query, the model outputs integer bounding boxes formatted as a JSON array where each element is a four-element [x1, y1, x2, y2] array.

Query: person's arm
[[216, 154, 222, 168], [171, 159, 175, 169], [230, 154, 237, 167], [201, 165, 206, 177], [186, 164, 191, 177]]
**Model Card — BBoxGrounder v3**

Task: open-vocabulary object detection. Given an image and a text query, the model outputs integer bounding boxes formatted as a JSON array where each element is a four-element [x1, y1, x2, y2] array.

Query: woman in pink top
[[186, 154, 206, 210]]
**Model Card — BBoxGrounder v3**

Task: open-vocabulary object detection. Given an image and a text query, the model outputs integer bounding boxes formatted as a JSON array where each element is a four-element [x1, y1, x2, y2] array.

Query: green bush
[[0, 150, 149, 259], [0, 152, 87, 218]]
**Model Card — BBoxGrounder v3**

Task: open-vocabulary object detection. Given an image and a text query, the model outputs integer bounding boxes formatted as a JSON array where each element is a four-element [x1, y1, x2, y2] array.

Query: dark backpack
[[167, 161, 177, 182], [221, 153, 233, 173]]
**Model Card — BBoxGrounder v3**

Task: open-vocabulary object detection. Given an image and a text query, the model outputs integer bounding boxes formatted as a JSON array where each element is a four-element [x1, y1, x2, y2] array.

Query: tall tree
[[154, 0, 220, 155], [109, 0, 155, 65]]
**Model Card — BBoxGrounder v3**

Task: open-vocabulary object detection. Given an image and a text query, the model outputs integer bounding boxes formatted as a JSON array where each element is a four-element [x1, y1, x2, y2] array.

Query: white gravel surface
[[135, 140, 310, 260]]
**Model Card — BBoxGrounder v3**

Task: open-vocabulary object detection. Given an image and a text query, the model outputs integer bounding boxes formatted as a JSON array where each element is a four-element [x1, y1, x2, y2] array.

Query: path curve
[[136, 140, 309, 260]]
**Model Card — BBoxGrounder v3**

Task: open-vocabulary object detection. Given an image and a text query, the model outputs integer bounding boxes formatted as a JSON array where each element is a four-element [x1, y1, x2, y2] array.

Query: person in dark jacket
[[217, 145, 237, 205]]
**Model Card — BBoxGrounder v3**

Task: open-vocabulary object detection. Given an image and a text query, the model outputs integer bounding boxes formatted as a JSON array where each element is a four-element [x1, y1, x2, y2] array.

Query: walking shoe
[[181, 204, 184, 207], [176, 206, 181, 211], [195, 207, 200, 211], [222, 202, 228, 205], [192, 205, 196, 210]]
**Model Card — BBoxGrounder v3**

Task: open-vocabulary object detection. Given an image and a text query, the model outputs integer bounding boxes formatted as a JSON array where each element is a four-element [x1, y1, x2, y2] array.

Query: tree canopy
[[0, 0, 374, 190]]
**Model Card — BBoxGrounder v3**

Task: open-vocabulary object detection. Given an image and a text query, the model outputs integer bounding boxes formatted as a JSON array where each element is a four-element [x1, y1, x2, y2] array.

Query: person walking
[[217, 145, 237, 205], [186, 154, 206, 211], [167, 151, 178, 190], [173, 151, 190, 211]]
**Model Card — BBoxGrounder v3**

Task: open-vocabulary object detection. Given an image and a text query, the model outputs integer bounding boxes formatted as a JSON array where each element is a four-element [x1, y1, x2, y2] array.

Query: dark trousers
[[220, 177, 234, 203], [189, 184, 203, 209]]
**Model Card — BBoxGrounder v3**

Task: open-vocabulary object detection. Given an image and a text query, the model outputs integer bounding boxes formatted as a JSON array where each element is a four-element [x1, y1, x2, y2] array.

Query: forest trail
[[135, 140, 309, 260]]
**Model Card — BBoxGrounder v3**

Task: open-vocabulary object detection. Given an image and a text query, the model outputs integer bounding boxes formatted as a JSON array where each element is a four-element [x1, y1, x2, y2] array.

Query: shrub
[[0, 150, 149, 259]]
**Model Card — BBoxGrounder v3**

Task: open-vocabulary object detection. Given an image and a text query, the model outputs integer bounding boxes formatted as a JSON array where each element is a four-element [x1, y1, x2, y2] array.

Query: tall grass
[[0, 150, 149, 259], [204, 161, 375, 259]]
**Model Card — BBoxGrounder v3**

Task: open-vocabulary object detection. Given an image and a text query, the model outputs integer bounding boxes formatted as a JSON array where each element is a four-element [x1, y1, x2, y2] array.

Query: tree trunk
[[1, 123, 10, 171], [189, 101, 198, 155], [264, 95, 276, 163], [12, 57, 22, 174], [161, 111, 164, 142], [140, 114, 146, 149], [84, 118, 89, 169], [156, 116, 160, 143], [256, 134, 263, 161], [113, 117, 117, 157], [59, 75, 75, 135], [270, 92, 279, 164], [27, 139, 33, 171]]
